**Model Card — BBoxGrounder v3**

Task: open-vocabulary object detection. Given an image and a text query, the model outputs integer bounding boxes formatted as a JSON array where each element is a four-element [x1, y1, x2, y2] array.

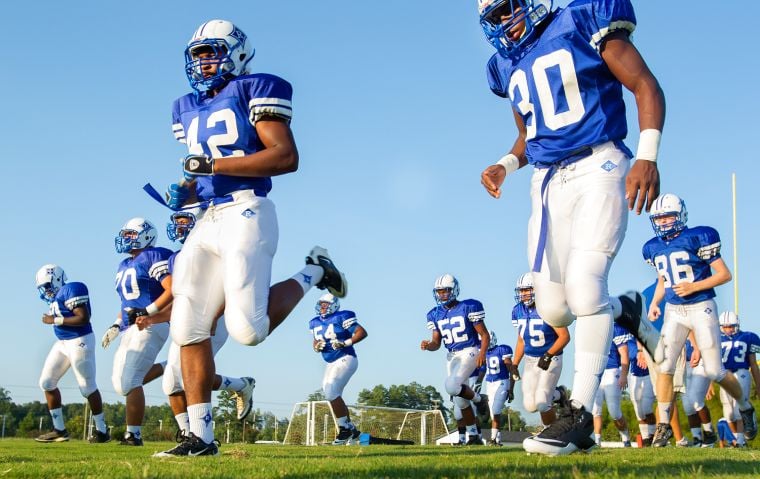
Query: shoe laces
[[537, 406, 577, 439]]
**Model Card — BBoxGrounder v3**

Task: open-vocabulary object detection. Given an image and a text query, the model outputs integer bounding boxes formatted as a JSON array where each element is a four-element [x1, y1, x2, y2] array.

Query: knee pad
[[225, 311, 269, 346], [523, 397, 537, 413], [444, 378, 464, 397], [533, 279, 574, 327], [322, 385, 340, 402], [565, 278, 607, 318], [39, 376, 58, 392], [162, 365, 183, 396], [112, 375, 137, 397], [78, 379, 98, 398], [704, 364, 726, 382], [536, 401, 552, 413], [453, 395, 470, 409]]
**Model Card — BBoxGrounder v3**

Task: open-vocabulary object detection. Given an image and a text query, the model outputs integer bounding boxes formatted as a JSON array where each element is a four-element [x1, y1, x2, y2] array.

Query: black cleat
[[35, 428, 70, 443], [740, 406, 757, 440], [466, 435, 484, 446], [153, 432, 219, 457], [651, 423, 673, 447], [119, 431, 143, 446], [474, 394, 490, 418], [554, 385, 569, 408], [615, 291, 661, 360], [702, 430, 717, 447], [88, 430, 111, 443], [523, 401, 595, 456], [332, 426, 360, 445], [306, 246, 348, 298]]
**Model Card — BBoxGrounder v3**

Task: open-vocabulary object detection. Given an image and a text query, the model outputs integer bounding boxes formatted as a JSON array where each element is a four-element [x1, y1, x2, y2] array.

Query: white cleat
[[234, 377, 255, 420]]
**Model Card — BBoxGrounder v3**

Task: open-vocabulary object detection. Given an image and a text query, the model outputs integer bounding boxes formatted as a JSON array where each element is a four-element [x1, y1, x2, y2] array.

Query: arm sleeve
[[574, 0, 637, 52], [697, 227, 722, 261], [246, 75, 294, 124]]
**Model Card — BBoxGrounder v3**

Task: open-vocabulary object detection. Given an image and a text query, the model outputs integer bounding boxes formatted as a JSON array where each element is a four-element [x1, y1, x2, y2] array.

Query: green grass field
[[1, 439, 759, 478]]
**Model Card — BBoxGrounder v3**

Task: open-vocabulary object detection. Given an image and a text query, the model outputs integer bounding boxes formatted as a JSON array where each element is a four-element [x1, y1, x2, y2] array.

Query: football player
[[681, 337, 717, 447], [643, 194, 757, 446], [477, 0, 666, 456], [310, 293, 367, 445], [591, 324, 632, 447], [421, 274, 490, 446], [102, 217, 173, 446], [510, 273, 570, 428], [484, 331, 513, 446], [717, 311, 760, 448], [163, 19, 348, 456], [628, 339, 656, 447], [34, 265, 110, 444], [153, 212, 256, 457]]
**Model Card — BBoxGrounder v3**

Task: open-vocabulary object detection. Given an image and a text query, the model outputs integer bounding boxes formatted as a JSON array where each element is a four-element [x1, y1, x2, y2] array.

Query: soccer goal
[[283, 401, 449, 446]]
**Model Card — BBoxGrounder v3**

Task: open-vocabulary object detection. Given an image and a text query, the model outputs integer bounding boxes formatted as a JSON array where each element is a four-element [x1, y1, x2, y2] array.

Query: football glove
[[125, 307, 149, 326], [509, 364, 521, 382], [166, 183, 189, 210], [183, 154, 214, 179], [314, 339, 326, 352], [538, 352, 554, 371], [331, 339, 347, 350], [507, 389, 515, 403], [101, 325, 120, 349]]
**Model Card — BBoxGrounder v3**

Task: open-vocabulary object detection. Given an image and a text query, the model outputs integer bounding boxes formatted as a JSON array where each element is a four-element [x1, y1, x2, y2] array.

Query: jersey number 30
[[509, 49, 585, 139]]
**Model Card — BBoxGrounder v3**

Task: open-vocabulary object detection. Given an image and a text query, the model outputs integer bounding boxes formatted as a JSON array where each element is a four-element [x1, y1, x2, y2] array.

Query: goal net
[[283, 401, 449, 445]]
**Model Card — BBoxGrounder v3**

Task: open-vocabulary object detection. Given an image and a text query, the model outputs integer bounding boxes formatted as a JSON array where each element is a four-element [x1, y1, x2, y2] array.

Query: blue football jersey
[[721, 330, 760, 371], [486, 0, 635, 166], [310, 310, 360, 363], [511, 302, 561, 357], [115, 247, 172, 330], [605, 324, 632, 369], [426, 299, 485, 352], [486, 344, 513, 382], [642, 226, 722, 305], [167, 250, 180, 275], [627, 339, 648, 377], [48, 282, 93, 340], [172, 74, 293, 201]]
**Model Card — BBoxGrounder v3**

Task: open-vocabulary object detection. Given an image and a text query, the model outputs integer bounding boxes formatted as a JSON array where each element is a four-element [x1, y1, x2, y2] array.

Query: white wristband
[[344, 338, 353, 347], [146, 303, 160, 316], [636, 129, 661, 162], [496, 153, 520, 175], [53, 316, 65, 326]]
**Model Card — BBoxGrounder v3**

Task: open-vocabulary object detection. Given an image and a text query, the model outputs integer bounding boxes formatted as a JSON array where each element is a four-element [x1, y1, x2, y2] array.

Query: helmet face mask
[[115, 218, 157, 254], [35, 264, 67, 303], [433, 274, 460, 306], [185, 19, 255, 92], [478, 0, 552, 58], [649, 194, 688, 240], [315, 293, 339, 317], [514, 272, 535, 306], [167, 212, 197, 244]]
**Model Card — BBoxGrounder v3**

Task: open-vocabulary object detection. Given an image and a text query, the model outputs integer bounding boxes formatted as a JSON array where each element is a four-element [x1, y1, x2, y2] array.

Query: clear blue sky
[[3, 1, 759, 424]]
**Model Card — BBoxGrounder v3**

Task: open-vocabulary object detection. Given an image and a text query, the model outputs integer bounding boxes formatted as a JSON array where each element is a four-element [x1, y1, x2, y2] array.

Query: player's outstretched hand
[[420, 340, 430, 351], [626, 160, 660, 214], [101, 325, 120, 349], [166, 183, 190, 210], [313, 339, 326, 352], [481, 165, 507, 199]]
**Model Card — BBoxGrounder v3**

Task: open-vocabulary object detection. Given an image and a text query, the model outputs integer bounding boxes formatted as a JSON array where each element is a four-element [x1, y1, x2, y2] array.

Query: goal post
[[283, 401, 449, 446]]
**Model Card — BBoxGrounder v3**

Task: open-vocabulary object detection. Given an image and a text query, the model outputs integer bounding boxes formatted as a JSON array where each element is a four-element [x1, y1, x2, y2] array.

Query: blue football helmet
[[433, 274, 460, 306], [478, 0, 552, 58], [185, 19, 255, 92], [35, 264, 66, 303], [167, 211, 197, 244], [514, 272, 534, 306], [315, 293, 340, 317], [649, 194, 688, 240], [115, 217, 157, 254]]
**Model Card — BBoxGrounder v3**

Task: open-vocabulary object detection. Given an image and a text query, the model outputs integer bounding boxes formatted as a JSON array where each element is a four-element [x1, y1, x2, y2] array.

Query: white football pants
[[630, 374, 655, 420], [163, 317, 230, 396], [720, 368, 751, 422], [112, 322, 170, 396], [39, 333, 98, 397], [171, 191, 278, 347], [521, 354, 563, 413], [322, 355, 358, 401], [486, 379, 510, 418], [592, 367, 624, 420], [446, 347, 479, 409], [682, 360, 711, 415]]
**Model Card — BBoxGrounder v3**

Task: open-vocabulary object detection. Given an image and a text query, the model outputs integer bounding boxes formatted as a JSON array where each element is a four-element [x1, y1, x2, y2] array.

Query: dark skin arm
[[481, 108, 529, 199], [600, 30, 665, 214], [546, 326, 570, 356], [474, 322, 490, 367], [213, 118, 299, 177], [421, 330, 442, 352], [42, 305, 90, 326]]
